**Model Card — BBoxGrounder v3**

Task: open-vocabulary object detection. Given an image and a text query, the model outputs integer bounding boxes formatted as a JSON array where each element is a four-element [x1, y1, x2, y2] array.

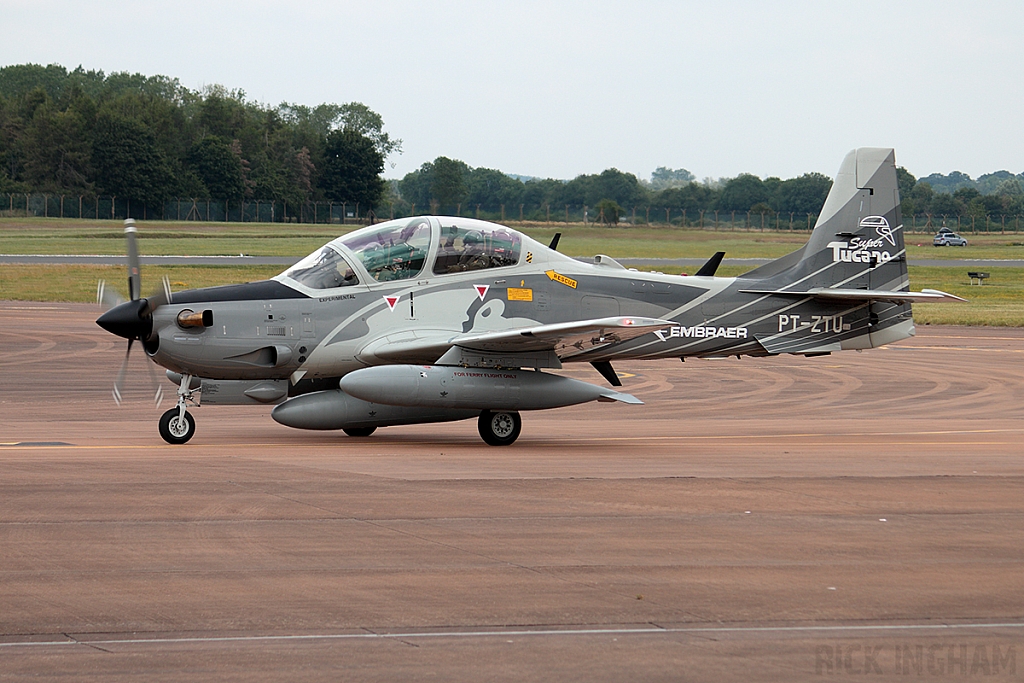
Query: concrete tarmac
[[1, 302, 1023, 681]]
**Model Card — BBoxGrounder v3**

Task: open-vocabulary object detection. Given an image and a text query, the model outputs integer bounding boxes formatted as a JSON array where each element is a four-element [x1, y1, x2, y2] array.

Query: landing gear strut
[[159, 373, 198, 444], [477, 410, 522, 446]]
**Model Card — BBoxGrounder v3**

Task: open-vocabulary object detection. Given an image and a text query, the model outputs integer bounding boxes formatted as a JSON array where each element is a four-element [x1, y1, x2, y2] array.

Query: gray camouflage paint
[[145, 148, 913, 397]]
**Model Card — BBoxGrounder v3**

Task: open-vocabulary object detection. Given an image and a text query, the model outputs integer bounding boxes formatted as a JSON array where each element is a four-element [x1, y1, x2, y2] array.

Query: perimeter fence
[[2, 193, 1022, 234]]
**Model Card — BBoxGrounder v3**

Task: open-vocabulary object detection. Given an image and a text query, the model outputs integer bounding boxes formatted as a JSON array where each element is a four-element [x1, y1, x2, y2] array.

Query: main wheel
[[159, 408, 196, 444], [343, 426, 377, 437], [477, 410, 521, 446]]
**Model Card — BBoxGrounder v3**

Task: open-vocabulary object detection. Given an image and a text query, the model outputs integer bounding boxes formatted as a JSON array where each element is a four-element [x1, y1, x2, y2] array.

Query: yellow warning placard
[[507, 287, 533, 301], [545, 270, 577, 289]]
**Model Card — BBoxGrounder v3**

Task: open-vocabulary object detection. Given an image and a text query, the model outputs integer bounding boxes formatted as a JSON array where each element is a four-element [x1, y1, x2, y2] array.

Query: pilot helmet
[[463, 230, 483, 246]]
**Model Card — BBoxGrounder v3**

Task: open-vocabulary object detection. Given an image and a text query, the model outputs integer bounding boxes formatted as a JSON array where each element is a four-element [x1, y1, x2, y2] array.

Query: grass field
[[1, 218, 1021, 325], [2, 217, 1023, 260]]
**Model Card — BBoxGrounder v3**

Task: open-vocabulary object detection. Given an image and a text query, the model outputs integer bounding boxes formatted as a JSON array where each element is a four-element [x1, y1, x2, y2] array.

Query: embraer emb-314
[[97, 148, 964, 445]]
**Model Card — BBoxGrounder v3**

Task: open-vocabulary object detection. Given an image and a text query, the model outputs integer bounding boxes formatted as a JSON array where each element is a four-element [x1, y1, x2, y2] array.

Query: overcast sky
[[4, 0, 1022, 183]]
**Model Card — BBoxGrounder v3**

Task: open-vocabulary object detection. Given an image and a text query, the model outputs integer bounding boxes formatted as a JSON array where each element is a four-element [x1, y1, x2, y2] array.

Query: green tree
[[896, 166, 916, 200], [593, 169, 646, 207], [521, 178, 564, 208], [595, 198, 623, 224], [0, 64, 71, 100], [649, 166, 695, 190], [927, 189, 961, 216], [318, 128, 384, 207], [430, 156, 469, 210], [187, 136, 246, 199], [465, 167, 524, 208], [338, 102, 402, 160], [652, 182, 713, 214], [22, 99, 93, 192], [92, 109, 174, 205], [0, 94, 26, 182], [920, 171, 974, 194], [995, 178, 1023, 197], [718, 173, 768, 211], [398, 162, 433, 208], [197, 91, 247, 140], [774, 173, 832, 215]]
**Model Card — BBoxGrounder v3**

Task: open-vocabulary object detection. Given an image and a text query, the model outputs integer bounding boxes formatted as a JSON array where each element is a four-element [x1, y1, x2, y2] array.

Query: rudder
[[742, 148, 908, 293]]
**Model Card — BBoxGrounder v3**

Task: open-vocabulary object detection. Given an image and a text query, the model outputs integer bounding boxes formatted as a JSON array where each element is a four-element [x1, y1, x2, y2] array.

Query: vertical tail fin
[[741, 148, 907, 292]]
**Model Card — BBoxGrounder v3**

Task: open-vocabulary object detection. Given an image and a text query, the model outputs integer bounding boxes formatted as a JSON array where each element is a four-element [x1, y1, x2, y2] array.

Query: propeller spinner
[[96, 219, 168, 407]]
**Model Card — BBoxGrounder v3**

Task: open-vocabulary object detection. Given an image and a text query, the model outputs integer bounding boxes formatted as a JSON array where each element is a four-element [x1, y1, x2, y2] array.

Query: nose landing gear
[[159, 373, 198, 444]]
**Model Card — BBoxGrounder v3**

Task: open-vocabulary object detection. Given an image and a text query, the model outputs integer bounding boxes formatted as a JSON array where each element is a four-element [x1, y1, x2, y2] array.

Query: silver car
[[933, 232, 968, 247]]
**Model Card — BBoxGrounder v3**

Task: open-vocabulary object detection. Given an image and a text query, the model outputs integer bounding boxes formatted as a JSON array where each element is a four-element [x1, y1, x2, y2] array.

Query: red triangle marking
[[384, 295, 399, 311], [474, 284, 489, 301]]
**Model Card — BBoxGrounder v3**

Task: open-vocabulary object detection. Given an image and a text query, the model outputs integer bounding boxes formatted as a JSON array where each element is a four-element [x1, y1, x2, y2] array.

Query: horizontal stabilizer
[[739, 287, 966, 303]]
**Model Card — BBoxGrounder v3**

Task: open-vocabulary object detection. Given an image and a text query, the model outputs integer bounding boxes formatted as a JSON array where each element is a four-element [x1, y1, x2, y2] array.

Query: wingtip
[[920, 288, 968, 302]]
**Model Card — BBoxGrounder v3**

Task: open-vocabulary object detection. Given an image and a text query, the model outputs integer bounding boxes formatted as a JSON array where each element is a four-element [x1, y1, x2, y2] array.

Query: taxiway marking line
[[3, 621, 1024, 649]]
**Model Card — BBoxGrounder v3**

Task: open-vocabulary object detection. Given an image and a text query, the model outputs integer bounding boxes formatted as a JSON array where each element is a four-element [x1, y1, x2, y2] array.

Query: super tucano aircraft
[[97, 148, 964, 445]]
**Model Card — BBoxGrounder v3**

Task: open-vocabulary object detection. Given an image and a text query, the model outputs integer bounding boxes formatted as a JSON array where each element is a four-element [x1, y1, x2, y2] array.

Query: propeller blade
[[125, 219, 141, 301], [142, 276, 173, 317], [113, 338, 134, 406], [96, 280, 126, 311], [142, 353, 165, 409]]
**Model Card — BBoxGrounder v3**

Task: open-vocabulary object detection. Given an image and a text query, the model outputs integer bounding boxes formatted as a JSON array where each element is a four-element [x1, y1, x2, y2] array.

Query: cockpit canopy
[[285, 246, 360, 289], [281, 217, 523, 290]]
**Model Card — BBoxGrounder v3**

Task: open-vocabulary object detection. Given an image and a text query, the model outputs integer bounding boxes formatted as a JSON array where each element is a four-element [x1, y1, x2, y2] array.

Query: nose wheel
[[477, 410, 522, 446], [159, 407, 196, 444], [158, 373, 199, 444]]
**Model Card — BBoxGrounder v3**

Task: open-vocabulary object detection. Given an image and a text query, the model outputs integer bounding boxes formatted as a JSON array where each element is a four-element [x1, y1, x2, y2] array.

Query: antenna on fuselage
[[548, 233, 561, 251], [695, 251, 726, 277]]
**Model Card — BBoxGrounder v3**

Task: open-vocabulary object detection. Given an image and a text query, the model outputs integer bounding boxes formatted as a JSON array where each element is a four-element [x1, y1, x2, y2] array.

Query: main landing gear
[[159, 373, 198, 444], [477, 410, 522, 446]]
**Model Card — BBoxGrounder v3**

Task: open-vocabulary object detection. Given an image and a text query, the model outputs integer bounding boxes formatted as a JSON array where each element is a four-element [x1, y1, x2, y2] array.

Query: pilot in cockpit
[[458, 231, 490, 271]]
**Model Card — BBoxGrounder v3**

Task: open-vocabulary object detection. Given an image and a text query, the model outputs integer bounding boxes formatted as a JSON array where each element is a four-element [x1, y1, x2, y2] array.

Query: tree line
[[0, 63, 396, 212], [3, 63, 1023, 225], [395, 157, 835, 222], [395, 158, 1024, 225]]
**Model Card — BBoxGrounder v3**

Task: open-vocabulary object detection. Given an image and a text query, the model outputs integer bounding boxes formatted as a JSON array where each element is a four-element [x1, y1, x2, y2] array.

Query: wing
[[363, 316, 673, 368], [738, 287, 966, 303], [453, 315, 672, 355]]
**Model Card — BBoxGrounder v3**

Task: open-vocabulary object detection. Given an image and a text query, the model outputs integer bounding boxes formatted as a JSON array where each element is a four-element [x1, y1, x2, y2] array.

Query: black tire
[[477, 410, 522, 446], [159, 408, 196, 444], [343, 426, 377, 437]]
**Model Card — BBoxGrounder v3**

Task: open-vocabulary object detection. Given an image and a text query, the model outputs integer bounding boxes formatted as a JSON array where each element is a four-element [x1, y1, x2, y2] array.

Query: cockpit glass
[[283, 246, 359, 289], [341, 218, 431, 282], [433, 224, 521, 274]]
